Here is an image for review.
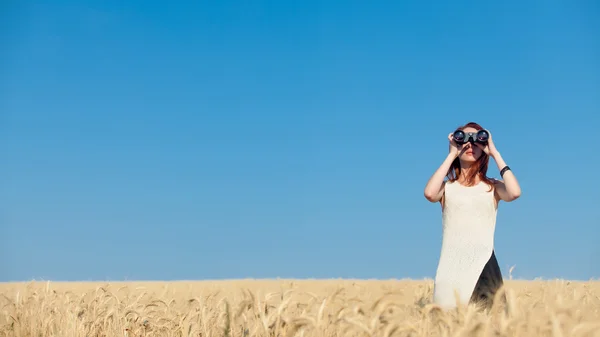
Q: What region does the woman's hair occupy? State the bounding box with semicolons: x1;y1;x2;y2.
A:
446;121;495;191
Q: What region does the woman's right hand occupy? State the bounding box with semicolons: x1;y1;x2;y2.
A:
448;133;461;158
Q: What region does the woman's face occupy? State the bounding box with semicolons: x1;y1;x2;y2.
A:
458;127;484;163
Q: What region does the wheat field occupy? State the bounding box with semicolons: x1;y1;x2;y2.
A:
1;278;599;337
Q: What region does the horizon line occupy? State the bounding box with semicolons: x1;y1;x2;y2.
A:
1;277;598;284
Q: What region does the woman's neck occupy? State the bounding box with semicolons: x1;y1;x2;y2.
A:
457;163;480;184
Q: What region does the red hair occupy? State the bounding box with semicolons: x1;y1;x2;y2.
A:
446;122;495;191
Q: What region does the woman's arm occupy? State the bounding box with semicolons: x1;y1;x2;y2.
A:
476;130;522;202
491;151;521;202
425;133;460;203
424;153;456;202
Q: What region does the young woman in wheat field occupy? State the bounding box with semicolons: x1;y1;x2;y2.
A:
424;121;522;311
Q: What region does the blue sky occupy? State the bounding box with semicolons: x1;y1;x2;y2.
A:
1;0;598;282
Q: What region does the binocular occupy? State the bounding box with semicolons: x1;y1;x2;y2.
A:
452;129;489;145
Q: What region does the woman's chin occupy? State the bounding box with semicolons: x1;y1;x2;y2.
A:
460;155;478;162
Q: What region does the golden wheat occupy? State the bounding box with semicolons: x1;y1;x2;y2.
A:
1;279;599;336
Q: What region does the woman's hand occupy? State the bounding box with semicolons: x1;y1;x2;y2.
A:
448;133;462;158
475;129;499;158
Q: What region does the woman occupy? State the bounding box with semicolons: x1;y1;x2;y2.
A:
424;122;522;311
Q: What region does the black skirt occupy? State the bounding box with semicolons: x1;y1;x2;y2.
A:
469;250;506;310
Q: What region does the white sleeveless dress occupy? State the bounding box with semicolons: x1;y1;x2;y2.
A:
433;180;499;309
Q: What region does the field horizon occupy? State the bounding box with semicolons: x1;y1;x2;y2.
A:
2;275;599;284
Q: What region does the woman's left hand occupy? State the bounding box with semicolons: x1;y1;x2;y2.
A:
475;130;499;158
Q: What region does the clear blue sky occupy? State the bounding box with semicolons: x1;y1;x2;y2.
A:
1;0;598;282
